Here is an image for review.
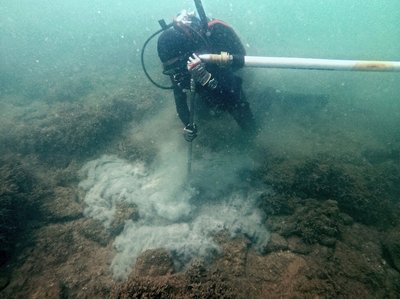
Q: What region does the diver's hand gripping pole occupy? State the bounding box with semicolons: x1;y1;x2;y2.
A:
199;52;400;72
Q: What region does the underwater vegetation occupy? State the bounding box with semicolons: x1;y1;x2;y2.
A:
2;97;139;166
111;250;237;299
1;89;399;298
260;155;399;228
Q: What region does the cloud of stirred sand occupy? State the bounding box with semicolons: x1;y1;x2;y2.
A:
78;106;270;280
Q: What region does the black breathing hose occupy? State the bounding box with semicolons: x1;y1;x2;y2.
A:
141;0;208;90
140;27;173;90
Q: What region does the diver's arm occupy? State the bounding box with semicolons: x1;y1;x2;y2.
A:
196;66;238;99
207;20;246;71
173;87;190;126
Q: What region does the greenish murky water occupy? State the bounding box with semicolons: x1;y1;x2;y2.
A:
0;1;399;296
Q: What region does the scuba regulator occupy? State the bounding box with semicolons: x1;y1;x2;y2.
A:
140;0;209;90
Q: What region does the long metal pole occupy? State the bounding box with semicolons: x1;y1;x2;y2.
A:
187;78;196;175
199;53;400;72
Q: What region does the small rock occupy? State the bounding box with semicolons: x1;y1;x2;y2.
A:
265;233;288;252
381;229;400;272
319;237;336;247
288;237;311;255
133;249;174;277
339;213;354;226
43;187;83;222
0;273;10;291
109;202;138;236
78;219;111;246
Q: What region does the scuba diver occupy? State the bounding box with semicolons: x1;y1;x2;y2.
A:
156;10;256;142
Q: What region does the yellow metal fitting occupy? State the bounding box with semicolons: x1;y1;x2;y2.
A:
208;52;232;67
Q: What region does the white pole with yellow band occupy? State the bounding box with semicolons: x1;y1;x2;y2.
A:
199;52;400;72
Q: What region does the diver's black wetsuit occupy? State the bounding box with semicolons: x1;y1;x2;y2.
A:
170;20;256;133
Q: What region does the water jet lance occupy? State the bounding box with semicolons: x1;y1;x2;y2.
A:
199;52;400;72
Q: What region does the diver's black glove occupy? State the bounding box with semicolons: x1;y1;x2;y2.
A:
187;54;218;89
183;124;197;142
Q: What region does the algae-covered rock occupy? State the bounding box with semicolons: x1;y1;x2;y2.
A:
42;187;83;223
292;199;341;246
0;157;41;265
291;159;397;226
0;272;10;292
10;97;139;165
258;193;295;216
109;202;139;236
78;219;112;247
382;228;400;272
264;233;288;253
133;249;175;277
262;156;398;227
266;199;343;247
